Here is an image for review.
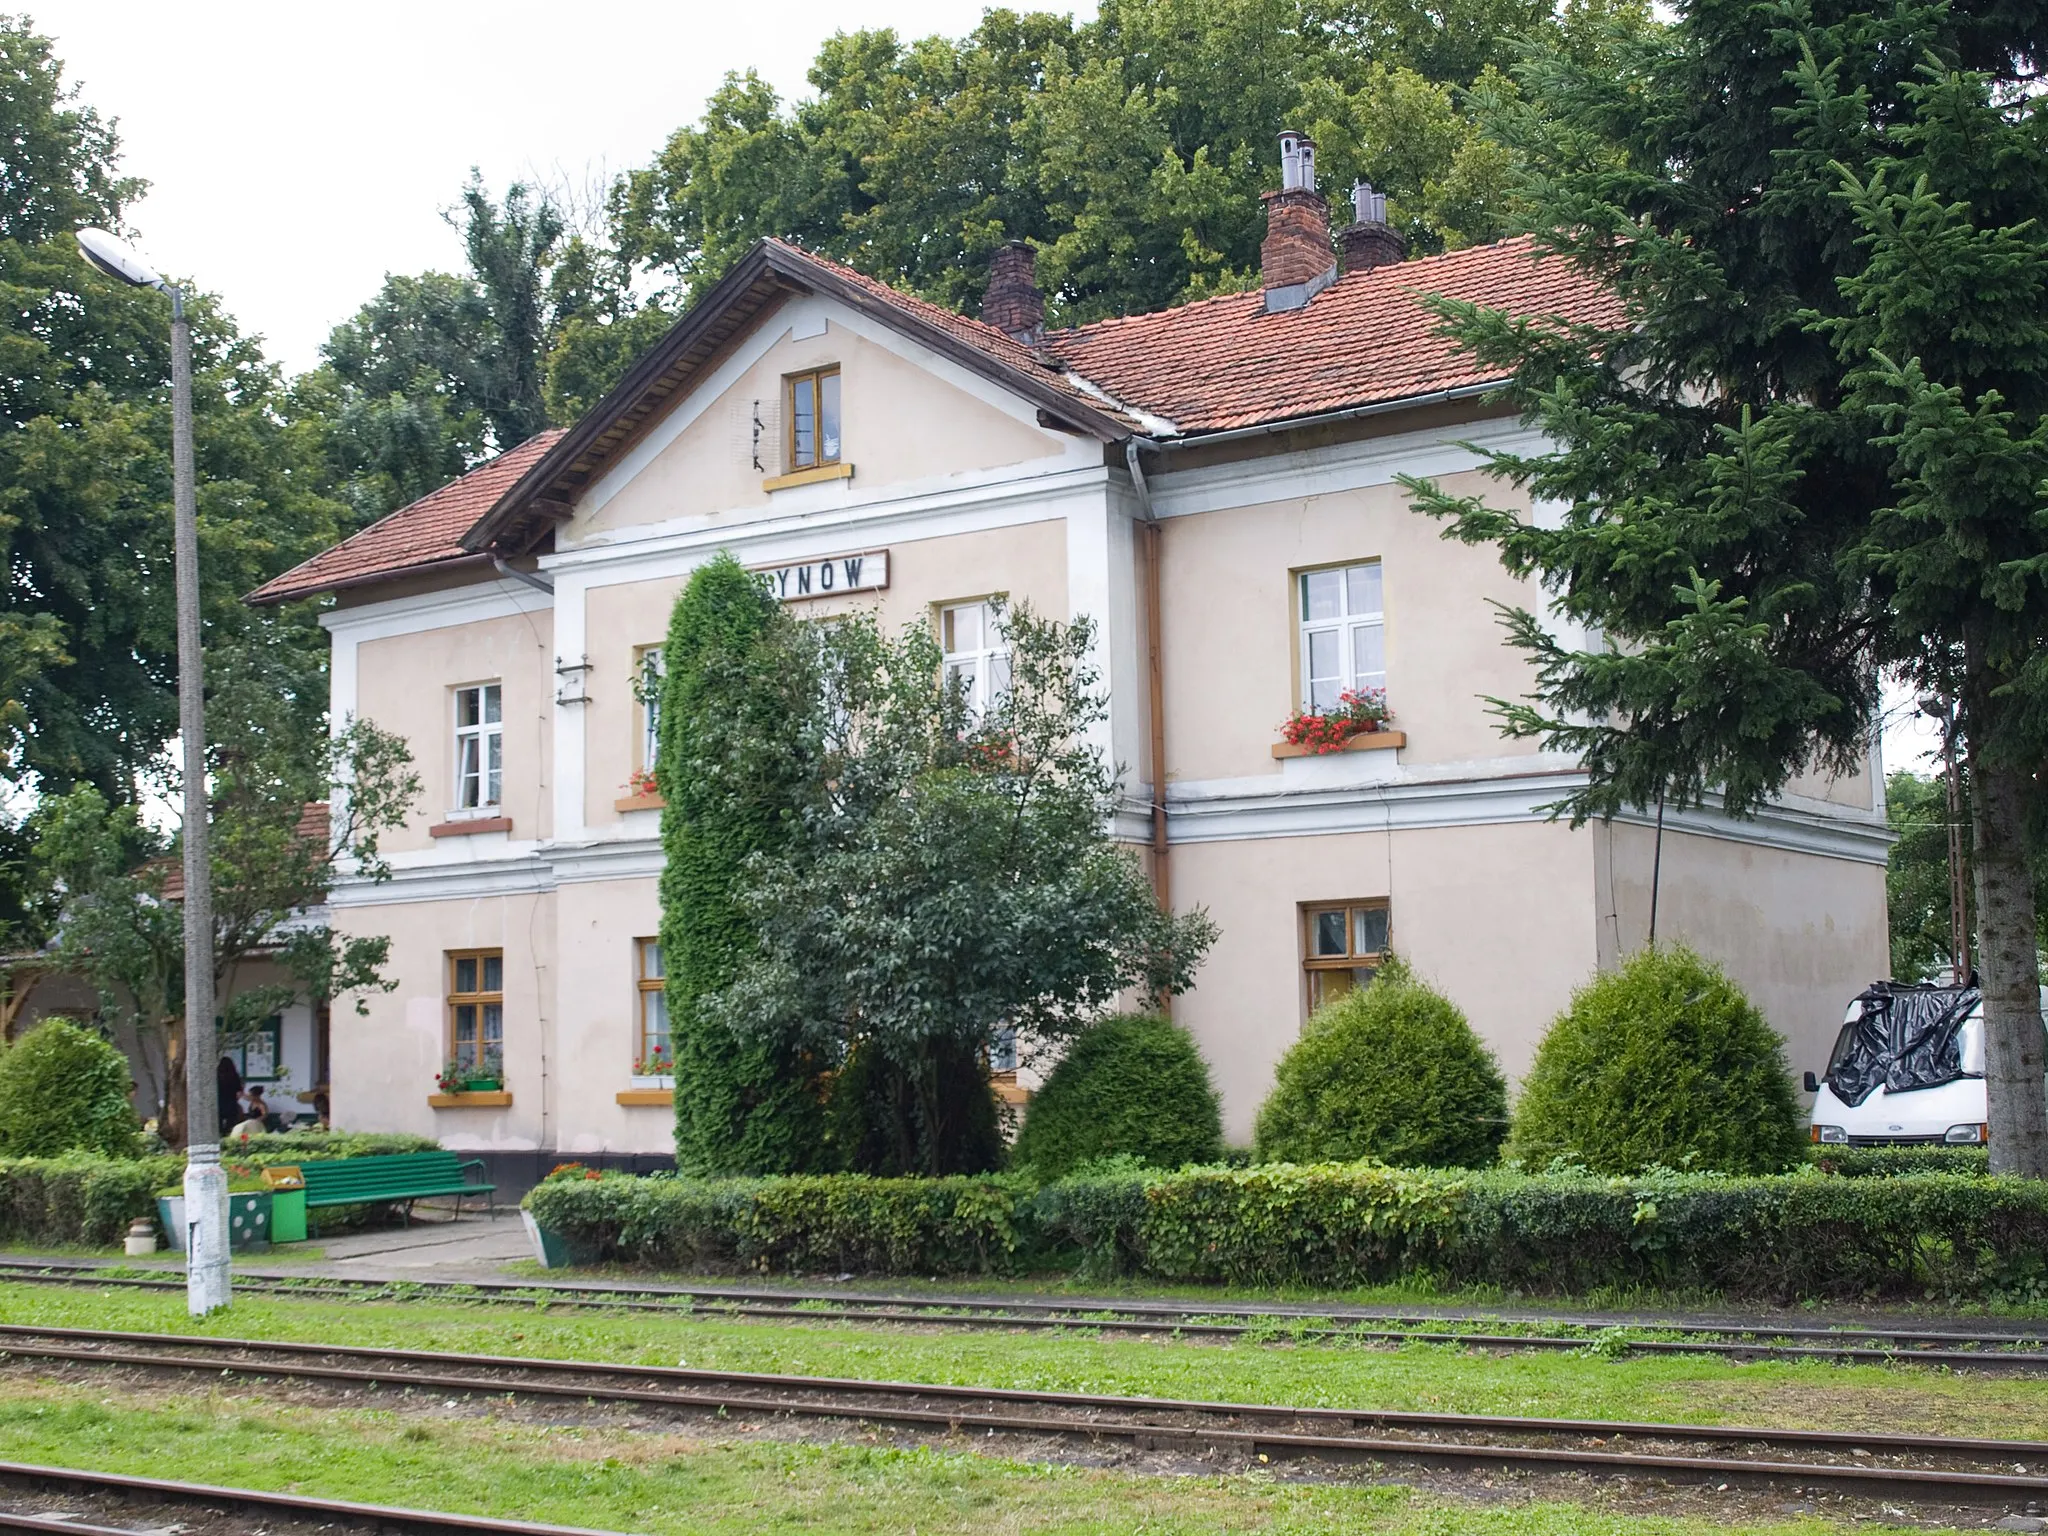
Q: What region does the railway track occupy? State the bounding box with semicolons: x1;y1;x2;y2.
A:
0;1457;631;1534
5;1257;2048;1370
4;1322;2048;1511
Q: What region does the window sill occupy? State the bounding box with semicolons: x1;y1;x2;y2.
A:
614;792;666;812
762;462;853;492
616;1088;674;1107
430;815;513;838
990;1071;1031;1107
429;1090;512;1108
1270;730;1405;760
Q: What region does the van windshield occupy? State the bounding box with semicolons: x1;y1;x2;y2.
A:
1824;984;1979;1107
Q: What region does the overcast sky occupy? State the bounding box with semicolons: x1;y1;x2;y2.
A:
33;0;1088;374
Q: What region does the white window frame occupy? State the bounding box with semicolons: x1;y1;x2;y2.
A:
635;646;664;774
1297;562;1385;713
452;682;503;812
940;599;1010;719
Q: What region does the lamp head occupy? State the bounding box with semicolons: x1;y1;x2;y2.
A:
76;227;163;290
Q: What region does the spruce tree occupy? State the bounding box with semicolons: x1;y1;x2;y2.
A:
1404;0;2048;1171
657;554;826;1172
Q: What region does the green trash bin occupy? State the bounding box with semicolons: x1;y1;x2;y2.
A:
270;1188;307;1244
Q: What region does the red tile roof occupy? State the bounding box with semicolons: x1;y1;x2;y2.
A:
247;431;565;604
1043;237;1622;433
249;236;1618;602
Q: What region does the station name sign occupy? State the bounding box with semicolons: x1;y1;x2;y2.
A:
754;549;889;602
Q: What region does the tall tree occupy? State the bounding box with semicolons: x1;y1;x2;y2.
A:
657;555;830;1174
0;16;346;804
1403;0;2048;1170
610;0;1625;325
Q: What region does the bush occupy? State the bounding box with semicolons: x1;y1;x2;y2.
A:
1252;959;1507;1169
527;1160;2048;1300
825;1038;1005;1176
224;1131;439;1164
526;1169;1027;1274
0;1020;141;1159
1011;1014;1222;1177
1508;947;1806;1175
0;1153;182;1246
1810;1143;1989;1177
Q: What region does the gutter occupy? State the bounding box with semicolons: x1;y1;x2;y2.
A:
1126;379;1506;457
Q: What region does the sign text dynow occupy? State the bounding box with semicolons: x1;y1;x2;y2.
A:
755;550;889;602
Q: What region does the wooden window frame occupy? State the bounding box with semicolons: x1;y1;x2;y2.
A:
1301;901;1390;1013
447;949;504;1074
634;937;669;1075
784;365;842;472
938;597;1011;719
452;681;503;811
1295;561;1385;713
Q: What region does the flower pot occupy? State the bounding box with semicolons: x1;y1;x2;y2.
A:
156;1196;185;1251
521;1209;587;1269
461;1077;503;1093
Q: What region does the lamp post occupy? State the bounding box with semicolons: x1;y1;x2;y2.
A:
75;227;229;1316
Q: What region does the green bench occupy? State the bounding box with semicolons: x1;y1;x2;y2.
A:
297;1152;496;1230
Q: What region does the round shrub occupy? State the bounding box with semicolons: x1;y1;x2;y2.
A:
0;1019;140;1159
1507;945;1805;1175
1252;957;1508;1168
1012;1014;1223;1177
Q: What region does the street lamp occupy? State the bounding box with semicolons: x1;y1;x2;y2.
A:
76;227;229;1317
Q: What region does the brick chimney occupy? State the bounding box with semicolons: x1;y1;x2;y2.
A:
981;240;1045;342
1261;130;1336;314
1338;180;1407;273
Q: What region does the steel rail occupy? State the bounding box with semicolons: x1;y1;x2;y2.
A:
0;1458;631;1535
4;1259;2046;1367
5;1324;2048;1507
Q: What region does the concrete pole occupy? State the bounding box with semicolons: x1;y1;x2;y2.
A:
170;286;229;1315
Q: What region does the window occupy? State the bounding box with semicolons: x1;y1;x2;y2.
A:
1302;902;1389;1011
635;938;669;1075
447;950;504;1073
940;600;1010;718
786;366;841;471
989;1026;1018;1075
634;647;664;775
453;683;502;809
1298;563;1385;712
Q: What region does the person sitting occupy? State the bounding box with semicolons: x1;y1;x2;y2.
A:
226;1086;270;1142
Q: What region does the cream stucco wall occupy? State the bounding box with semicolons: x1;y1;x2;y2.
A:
1154;468;1545;785
331;893;557;1151
1170;818;1599;1143
1595;822;1889;1090
577;319;1075;540
552;875;673;1155
579;518;1070;828
356;611;555;852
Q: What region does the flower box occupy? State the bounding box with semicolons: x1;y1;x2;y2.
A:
157;1191;273;1251
1271;729;1406;759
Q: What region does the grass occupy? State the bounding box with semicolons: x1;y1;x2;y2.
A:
0;1376;1842;1534
4;1280;2047;1440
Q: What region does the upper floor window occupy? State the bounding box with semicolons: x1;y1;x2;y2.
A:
635;647;664;773
941;600;1010;718
454;683;502;809
786;366;841;471
1299;562;1384;712
1303;901;1389;1011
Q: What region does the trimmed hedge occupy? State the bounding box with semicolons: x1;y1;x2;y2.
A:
1810;1144;1991;1178
1252;958;1507;1168
526;1171;1027;1273
1509;947;1807;1174
0;1136;445;1248
0;1021;142;1159
527;1162;2048;1300
0;1153;182;1246
1012;1014;1223;1177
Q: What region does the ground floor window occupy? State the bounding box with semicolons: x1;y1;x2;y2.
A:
1302;901;1389;1011
636;937;669;1074
448;949;504;1072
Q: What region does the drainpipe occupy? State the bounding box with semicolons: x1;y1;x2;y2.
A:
1125;441;1172;1013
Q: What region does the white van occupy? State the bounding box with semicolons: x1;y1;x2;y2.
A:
1807;982;2048;1146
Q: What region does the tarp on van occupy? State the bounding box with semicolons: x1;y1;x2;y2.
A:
1824;983;1980;1107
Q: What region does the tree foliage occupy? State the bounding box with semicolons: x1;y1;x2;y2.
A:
1402;0;2048;1170
1885;769;2048;980
0;1019;140;1159
1508;948;1806;1176
1253;956;1507;1168
657;555;829;1175
1012;1013;1225;1177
